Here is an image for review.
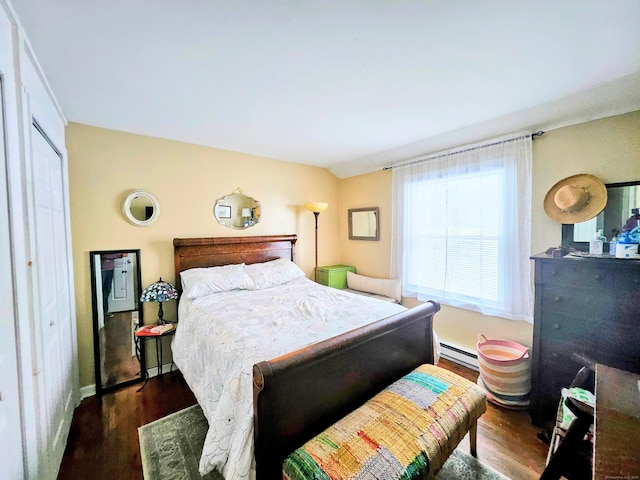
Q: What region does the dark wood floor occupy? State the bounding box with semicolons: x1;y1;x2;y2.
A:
57;372;197;480
57;359;548;479
442;359;549;479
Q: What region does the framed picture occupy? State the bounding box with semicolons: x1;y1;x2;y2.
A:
216;205;231;218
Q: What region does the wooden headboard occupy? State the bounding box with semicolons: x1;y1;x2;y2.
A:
173;234;297;292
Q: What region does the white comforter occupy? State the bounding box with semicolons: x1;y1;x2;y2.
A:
172;277;408;478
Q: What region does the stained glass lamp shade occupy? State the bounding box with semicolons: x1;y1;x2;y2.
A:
140;277;178;325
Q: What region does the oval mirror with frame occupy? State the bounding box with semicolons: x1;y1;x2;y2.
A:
348;207;380;241
90;249;144;394
122;190;160;226
562;180;640;251
214;191;261;229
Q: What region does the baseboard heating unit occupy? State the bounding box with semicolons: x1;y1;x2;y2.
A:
439;342;479;370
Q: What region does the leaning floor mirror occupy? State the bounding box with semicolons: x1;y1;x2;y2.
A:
90;249;144;394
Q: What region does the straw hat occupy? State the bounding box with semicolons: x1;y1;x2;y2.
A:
543;174;607;224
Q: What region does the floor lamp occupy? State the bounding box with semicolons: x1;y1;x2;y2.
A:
304;202;328;282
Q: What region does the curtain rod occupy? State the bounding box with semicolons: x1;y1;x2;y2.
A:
382;130;544;171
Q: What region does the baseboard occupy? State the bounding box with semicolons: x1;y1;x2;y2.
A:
80;384;96;400
79;361;174;400
145;361;175;379
440;341;479;371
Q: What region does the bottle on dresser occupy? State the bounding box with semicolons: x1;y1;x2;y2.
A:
609;234;618;255
589;230;605;255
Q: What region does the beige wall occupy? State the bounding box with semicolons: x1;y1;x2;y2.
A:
531;111;640;254
339;170;394;278
69;111;640;387
339;110;640;352
67;123;340;387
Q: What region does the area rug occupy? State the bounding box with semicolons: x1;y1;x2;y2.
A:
139;404;509;480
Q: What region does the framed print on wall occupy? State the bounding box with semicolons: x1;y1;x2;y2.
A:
216;205;231;218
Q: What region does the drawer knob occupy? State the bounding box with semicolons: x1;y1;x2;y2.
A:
554;296;561;302
553;323;561;330
594;274;602;280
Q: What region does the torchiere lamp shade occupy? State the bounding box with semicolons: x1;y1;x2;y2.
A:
304;202;329;213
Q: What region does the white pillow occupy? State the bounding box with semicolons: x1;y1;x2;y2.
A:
346;271;402;303
181;263;256;298
245;258;305;289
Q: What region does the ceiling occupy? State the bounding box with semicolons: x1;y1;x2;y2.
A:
12;1;640;178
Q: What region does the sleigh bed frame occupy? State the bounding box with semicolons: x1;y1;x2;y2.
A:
173;234;440;479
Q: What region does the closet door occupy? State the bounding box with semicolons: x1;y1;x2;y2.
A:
0;5;24;478
30;124;75;476
0;150;23;477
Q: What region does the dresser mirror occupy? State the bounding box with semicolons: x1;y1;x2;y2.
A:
90;249;144;393
348;207;380;240
214;190;261;229
562;180;640;251
122;190;160;226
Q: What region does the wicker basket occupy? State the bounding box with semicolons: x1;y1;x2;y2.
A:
476;334;531;409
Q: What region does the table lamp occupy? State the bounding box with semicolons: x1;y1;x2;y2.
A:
241;207;252;227
140;277;178;324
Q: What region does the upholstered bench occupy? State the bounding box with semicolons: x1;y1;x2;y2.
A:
282;363;487;480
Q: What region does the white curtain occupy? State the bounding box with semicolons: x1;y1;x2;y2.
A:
391;133;533;322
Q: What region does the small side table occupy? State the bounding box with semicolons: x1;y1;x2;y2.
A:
317;264;356;289
134;322;177;390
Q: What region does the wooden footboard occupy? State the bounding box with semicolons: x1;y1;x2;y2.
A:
252;300;440;479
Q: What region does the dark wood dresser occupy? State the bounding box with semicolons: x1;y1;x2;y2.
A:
530;253;640;427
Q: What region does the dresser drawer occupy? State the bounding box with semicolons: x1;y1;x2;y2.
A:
536;339;588;373
541;312;640;354
540;312;599;344
614;267;640;288
615;279;640;324
539;261;613;288
539;285;617;319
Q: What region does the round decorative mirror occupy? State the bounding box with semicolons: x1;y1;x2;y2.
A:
122;190;160;227
214;190;261;229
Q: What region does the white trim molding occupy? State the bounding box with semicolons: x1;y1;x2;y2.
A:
80;362;176;400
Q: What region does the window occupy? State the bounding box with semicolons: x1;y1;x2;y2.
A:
391;134;533;321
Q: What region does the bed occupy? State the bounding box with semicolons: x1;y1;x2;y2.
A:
172;235;440;479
